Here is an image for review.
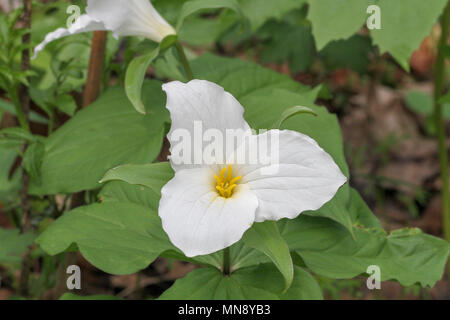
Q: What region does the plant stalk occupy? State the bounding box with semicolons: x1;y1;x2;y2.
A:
434;1;450;286
175;41;194;81
18;0;32;298
11;85;29;131
83;31;108;107
223;247;231;276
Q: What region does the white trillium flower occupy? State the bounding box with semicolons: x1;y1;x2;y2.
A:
33;0;175;58
160;80;347;257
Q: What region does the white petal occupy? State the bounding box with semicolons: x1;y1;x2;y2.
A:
163;80;251;171
233;130;347;222
33;14;106;58
33;0;175;58
86;0;175;41
159;168;258;257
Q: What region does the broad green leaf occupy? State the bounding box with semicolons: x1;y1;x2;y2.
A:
179;12;237;46
191;53;311;101
280;190;450;287
304;184;353;237
23;141;45;186
307;0;368;50
319;35;374;74
370;0;447;71
348;188;382;229
159;263;321;300
307;0;448;70
99;163;269;271
239;0;307;31
164;240;270;272
99;180;162;212
272;105;317;129
0;228;35;265
242;221;293;291
159;267;277;300
280;266;322;300
36;202;176;275
153;0;238;46
99;162;174;212
59;293;121;300
176;0;244;31
100;162;174;196
125;47;160;114
259;21;315;73
29;81;168;195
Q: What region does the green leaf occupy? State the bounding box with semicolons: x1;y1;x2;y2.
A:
159;263;321;300
280;266;322;300
242;221;293;292
272;105;317;129
259;21;315;73
23;141;45;186
304;184;353;237
179;12;238;46
307;0;368;50
239;0;307;31
440;91;450;104
280;190;450;287
370;0;448;71
59;293;121;300
125;47;160;114
348;188;382;229
405;91;434;116
0;98;48;124
99;163;270;271
29;81;168;195
0;228;35;265
0;146;21;204
54;94;77;116
0;127;36;143
405;91;450;119
307;0;448;70
176;0;245;31
36;202;176;275
99;180;163;212
191;53;311;100
319;35;374;74
100;162;174;196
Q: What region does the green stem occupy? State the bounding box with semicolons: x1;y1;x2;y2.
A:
434;1;450;284
175;41;194;81
223;247;231;276
11;85;29;131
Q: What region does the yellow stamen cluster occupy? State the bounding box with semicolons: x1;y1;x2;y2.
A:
214;165;242;198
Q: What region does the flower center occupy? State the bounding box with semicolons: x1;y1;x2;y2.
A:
214;165;242;198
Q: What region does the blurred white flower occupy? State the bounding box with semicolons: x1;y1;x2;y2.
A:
33;0;175;58
159;80;347;257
